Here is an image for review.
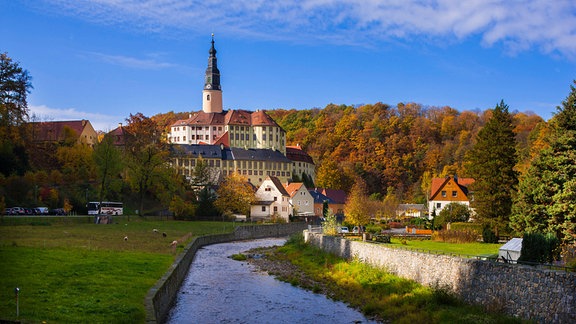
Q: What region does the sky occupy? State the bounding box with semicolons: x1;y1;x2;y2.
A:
3;0;576;132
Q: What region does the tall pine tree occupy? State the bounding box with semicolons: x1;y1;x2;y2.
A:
465;101;518;237
511;81;576;245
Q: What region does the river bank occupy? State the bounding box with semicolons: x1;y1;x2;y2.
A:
243;235;521;324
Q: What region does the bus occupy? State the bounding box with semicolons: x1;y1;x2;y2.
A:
87;201;123;215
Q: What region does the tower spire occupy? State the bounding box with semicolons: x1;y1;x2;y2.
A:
204;33;220;91
202;34;223;113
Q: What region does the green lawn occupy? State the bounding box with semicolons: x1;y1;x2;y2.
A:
388;238;501;258
0;219;237;323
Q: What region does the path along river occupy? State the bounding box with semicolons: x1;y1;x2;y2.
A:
166;237;378;324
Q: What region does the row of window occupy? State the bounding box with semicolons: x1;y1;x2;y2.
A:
176;158;307;173
441;190;458;197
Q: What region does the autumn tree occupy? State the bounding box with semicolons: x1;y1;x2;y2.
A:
93;135;124;204
124;113;172;216
465;101;518;237
0;53;32;176
214;172;255;218
511;81;576;246
344;178;371;231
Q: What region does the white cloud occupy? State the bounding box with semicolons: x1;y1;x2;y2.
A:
86;52;178;70
29;104;124;132
34;0;576;57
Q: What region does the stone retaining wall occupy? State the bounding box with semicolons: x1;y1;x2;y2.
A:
145;223;307;323
304;231;575;323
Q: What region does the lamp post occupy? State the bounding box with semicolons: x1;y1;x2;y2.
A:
14;287;19;317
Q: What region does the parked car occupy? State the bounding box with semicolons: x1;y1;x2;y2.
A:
4;208;13;215
11;207;25;215
352;226;366;234
339;226;349;233
35;207;49;215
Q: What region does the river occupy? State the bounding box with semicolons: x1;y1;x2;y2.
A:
166;237;378;324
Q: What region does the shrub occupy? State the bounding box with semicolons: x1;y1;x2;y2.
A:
432;229;478;243
450;222;482;234
482;227;498;243
518;232;560;264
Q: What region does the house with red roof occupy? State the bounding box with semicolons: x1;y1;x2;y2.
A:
251;176;291;222
30;120;98;147
284;182;314;219
428;175;475;218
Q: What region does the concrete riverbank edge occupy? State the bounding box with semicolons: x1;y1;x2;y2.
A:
304;231;575;323
144;223;307;323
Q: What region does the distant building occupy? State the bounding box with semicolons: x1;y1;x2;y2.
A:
251;176;291;222
105;123;133;148
171;144;293;184
286;144;315;183
30;120;98;147
428;175;474;217
308;189;335;217
285;182;314;219
318;188;347;217
168;36;314;186
396;204;427;218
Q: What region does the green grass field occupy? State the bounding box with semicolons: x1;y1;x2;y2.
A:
0;219;505;323
389;238;501;257
0;218;237;323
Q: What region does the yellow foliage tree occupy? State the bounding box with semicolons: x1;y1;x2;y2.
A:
214;172;256;218
344;178;371;230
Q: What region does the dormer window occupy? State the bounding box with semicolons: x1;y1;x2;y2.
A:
441;190;447;197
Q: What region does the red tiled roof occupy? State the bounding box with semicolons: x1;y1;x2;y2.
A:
171;109;280;128
320;188;348;204
286;145;314;164
430;176;475;198
285;182;304;198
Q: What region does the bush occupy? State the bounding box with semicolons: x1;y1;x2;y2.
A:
482;227;498;243
432;229;479;243
450;222;482;234
518;232;560;264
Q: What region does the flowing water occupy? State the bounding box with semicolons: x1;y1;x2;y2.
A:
166;238;378;324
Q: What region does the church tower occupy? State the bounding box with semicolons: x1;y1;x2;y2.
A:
202;34;223;113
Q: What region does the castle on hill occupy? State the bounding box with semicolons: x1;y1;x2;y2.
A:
168;36;315;185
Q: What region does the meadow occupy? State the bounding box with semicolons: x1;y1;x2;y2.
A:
0;217;506;323
0;217;236;323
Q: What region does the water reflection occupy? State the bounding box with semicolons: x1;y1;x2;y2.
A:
167;238;377;324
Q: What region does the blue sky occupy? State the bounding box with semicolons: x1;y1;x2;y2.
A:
3;1;576;131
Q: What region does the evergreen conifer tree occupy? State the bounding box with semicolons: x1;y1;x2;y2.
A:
465;101;518;237
511;81;576;245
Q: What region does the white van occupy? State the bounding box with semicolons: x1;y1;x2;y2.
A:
35;207;49;215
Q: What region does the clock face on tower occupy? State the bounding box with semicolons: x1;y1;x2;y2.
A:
206;84;212;89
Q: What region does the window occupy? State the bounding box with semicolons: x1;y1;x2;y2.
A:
183;136;186;141
441;190;447;197
207;94;210;101
262;206;266;212
436;203;441;208
452;190;457;197
274;197;277;201
273;206;278;212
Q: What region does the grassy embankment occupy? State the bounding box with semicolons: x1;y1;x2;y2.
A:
264;234;523;324
0;218;236;323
